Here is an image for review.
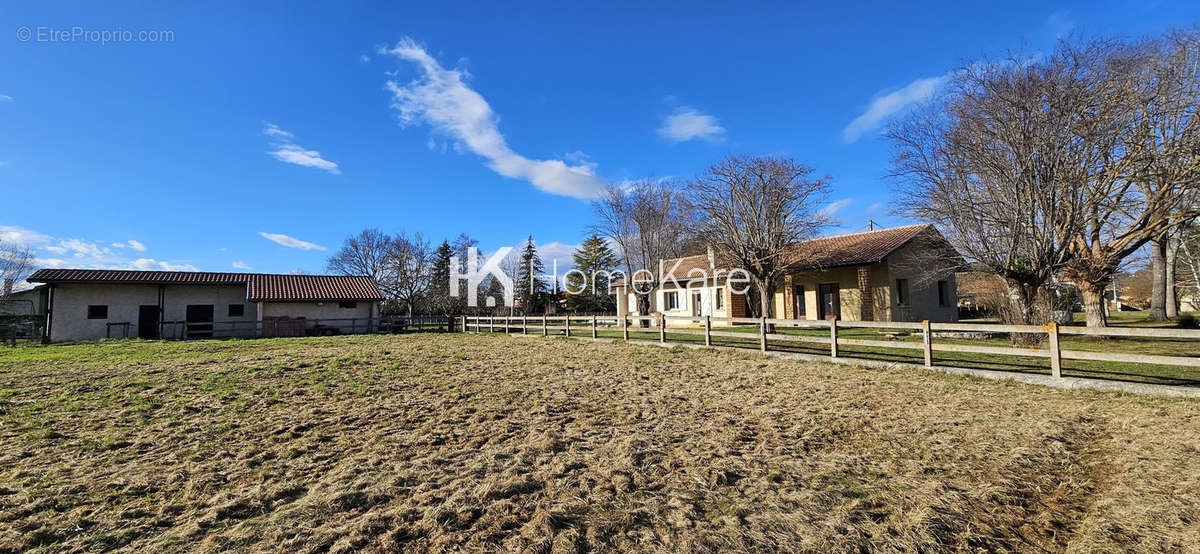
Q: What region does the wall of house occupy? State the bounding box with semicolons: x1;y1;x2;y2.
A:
47;283;379;341
779;264;889;322
885;243;958;322
49;283;257;341
261;301;376;333
655;281;729;326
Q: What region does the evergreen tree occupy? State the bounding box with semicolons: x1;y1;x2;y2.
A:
516;236;548;314
428;240;454;314
566;234;619;313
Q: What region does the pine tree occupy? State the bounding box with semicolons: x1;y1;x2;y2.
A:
428;240;453;314
566;234;619;313
516;236;548;314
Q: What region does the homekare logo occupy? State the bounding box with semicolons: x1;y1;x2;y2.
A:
450;247;755;308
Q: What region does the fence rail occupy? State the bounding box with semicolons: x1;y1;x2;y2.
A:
462;314;1200;382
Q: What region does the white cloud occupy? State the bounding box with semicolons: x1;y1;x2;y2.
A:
657;106;725;142
0;225;52;245
2;225;195;273
258;231;327;251
842;75;948;143
819;198;854;218
232;261;252;270
129;258;199;272
263;123;341;175
535;241;579;275
381;37;606;199
0;94;11;102
359;54;371;64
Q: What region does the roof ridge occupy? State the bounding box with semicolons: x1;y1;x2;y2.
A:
803;223;929;243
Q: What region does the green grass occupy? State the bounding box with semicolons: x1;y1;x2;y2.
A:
550;315;1200;386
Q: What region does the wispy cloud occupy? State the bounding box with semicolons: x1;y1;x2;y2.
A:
2;225;195;275
842;75;948;143
263;123;341;175
1045;10;1075;39
258;231;326;251
110;239;147;251
0;94;12;102
232;260;252;270
657;106;725;142
819;198;854;218
381;37;606;199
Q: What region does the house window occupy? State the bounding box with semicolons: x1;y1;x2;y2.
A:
895;279;910;306
795;285;806;317
665;291;679;311
228;304;245;317
339;301;357;309
87;305;108;319
714;290;724;310
937;280;951;307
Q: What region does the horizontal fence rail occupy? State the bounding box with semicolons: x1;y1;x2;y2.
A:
462;313;1200;384
77;315;458;342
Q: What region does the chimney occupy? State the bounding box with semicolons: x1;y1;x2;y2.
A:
706;243;716;271
868;219;875;231
3;279;12;297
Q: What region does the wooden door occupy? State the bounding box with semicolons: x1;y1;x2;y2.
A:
186;304;214;338
138;305;159;339
818;283;841;321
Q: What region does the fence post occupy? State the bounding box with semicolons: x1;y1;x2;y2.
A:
1047;322;1062;379
659;313;666;343
542;316;548;336
488;316;494;333
829;317;839;358
922;320;933;368
591;315;598;339
460;315;465;333
522;316;528;335
565;317;571;337
703;315;712;346
622;314;629;341
504;316;510;334
759;316;767;352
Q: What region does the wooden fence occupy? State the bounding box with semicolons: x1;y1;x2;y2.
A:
462;314;1200;381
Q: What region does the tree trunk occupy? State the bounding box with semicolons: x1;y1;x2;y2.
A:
1166;236;1179;319
1003;280;1042;345
1078;280;1109;329
1149;237;1168;321
637;292;652;328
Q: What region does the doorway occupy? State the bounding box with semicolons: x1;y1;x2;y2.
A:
793;285;807;320
185;304;214;338
138;305;159;339
691;291;703;317
818;283;841;321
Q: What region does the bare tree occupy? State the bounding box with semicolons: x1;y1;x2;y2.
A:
1060;31;1200;327
326;228;396;294
887;54;1086;331
591;179;690;321
390;232;432;316
686;155;832;320
0;239;33;304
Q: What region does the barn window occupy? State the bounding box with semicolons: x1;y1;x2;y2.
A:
87;305;108;319
664;291;679;311
339;301;357;309
895;279;910;306
228;304;245;317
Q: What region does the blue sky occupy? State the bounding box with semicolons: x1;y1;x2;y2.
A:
2;1;1197;276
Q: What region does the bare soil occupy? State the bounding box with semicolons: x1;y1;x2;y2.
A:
1;334;1198;552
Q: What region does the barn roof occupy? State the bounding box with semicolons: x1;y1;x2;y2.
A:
26;269;384;302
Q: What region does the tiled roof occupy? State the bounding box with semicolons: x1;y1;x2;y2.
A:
611;225;941;288
26;269;384;302
780;224;933;270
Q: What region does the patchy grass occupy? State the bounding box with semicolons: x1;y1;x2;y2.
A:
2;334;1199;552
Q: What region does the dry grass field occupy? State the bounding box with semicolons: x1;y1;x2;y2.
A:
2;334;1199;553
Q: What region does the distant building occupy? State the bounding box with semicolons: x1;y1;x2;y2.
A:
612;224;961;325
27;269;384;342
